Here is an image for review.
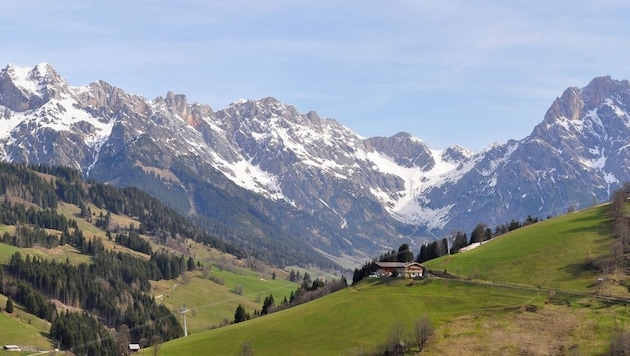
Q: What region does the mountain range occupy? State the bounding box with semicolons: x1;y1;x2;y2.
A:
1;63;629;268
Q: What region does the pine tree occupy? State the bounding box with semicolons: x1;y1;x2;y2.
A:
397;243;414;262
450;231;468;254
234;304;249;323
261;295;275;315
5;297;14;313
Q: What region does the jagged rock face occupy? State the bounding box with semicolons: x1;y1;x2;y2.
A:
431;76;630;230
1;64;630;264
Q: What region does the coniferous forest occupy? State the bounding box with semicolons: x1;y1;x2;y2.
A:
0;162;247;355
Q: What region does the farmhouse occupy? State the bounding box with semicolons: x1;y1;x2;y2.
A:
375;261;426;279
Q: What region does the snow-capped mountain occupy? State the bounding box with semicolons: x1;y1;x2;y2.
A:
2;63;630;267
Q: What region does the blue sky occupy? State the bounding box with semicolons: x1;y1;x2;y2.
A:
3;0;630;151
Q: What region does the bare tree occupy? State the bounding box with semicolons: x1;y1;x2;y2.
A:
151;335;163;356
414;314;434;351
139;338;148;355
471;223;488;244
116;324;131;356
611;188;628;220
387;321;406;356
181;271;191;285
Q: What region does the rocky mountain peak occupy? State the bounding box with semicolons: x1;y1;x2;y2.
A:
28;63;64;87
544;86;583;123
442;145;474;163
0;63;70;112
581;76;630;107
365;132;434;169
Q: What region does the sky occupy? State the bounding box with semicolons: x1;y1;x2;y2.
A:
2;0;630;151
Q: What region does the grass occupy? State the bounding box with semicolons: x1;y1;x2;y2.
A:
151;268;298;333
0;242;20;263
425;205;614;291
152;203;630;355
155;278;624;355
0;295;54;353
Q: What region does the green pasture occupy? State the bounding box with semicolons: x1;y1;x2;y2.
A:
0;242;20;263
426;205;615;291
153;204;628;355
151;269;299;333
0;295;53;352
156;279;552;355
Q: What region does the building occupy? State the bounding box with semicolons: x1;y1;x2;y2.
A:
129;343;141;353
375;261;427;279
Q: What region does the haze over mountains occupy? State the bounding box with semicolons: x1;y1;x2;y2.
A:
1;63;629;267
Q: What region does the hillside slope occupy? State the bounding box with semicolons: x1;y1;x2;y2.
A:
426;204;616;292
154;203;630;355
0;163;299;354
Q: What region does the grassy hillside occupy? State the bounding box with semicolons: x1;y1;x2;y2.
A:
425;204;615;292
155;278;622;355
152;203;630;355
0;169;302;352
0;294;54;352
151;267;298;333
1;212;299;340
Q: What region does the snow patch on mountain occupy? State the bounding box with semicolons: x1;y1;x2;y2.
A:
210;150;288;202
4;64;45;97
362;147;464;225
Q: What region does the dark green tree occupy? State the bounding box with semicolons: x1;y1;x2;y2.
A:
450;231;468;254
302;272;311;285
471;223;488;244
261;295;275;315
397;243;414;262
5;297;13;313
234;304;249;323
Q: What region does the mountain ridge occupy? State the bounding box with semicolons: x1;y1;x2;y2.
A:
2;63;630;266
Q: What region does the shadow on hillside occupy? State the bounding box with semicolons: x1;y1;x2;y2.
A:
559;261;601;280
562;220;613;236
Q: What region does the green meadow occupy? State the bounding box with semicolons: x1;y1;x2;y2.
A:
0;294;53;352
156;278;622;355
425;205;614;291
153;203;629;355
151;268;298;333
0;242;20;263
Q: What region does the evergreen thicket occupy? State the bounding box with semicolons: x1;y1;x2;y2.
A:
0;161;353;353
0;163;238;352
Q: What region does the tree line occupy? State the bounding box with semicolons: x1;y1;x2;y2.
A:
608;183;630;273
352;214;545;284
0;162;245;258
233;275;347;324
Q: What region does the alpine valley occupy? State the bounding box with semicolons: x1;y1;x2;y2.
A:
2;63;630;268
